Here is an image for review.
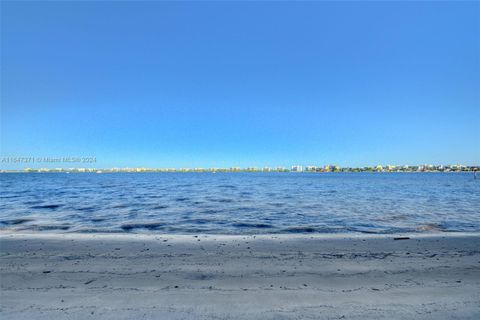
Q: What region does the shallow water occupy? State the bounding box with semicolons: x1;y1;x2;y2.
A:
1;172;479;234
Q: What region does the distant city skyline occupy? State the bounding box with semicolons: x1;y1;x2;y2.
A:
1;1;479;170
1;160;478;173
0;155;479;171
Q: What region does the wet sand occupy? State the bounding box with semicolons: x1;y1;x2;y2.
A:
1;232;479;319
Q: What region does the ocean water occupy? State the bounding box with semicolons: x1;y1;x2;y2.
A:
1;172;479;234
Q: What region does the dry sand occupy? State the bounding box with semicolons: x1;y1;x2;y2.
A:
1;232;479;319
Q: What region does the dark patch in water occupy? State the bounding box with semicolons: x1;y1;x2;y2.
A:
121;222;165;231
153;205;169;210
31;204;62;210
111;204;127;209
1;218;34;225
202;209;220;214
184;218;214;225
175;197;189;202
165;226;218;233
77;206;96;212
0;195;20;199
91;218;106;222
269;202;285;207
284;227;316;233
233;222;273;229
236;207;256;213
76;228;123;234
215;198;234;203
439;220;476;232
346;227;381;234
31;225;70;231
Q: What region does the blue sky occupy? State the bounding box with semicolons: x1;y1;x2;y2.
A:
1;1;479;169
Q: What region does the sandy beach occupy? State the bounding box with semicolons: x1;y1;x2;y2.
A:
1;232;479;319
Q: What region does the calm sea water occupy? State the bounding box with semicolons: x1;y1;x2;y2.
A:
1;172;479;234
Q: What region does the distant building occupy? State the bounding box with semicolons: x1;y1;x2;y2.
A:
291;165;303;172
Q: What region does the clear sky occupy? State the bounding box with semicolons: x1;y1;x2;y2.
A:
1;1;479;169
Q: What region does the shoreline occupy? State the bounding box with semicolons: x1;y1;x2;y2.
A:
2;229;480;236
2;230;480;240
1;232;479;319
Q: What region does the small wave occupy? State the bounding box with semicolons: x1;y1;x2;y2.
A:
202;209;220;214
23;200;43;205
232;222;273;229
120;221;165;231
111;204;128;208
183;218;214;225
25;224;71;231
439;220;477;232
346;226;384;234
76;228;122;233
236;207;256;212
152;205;169;210
347;225;412;234
282;226;316;233
269;202;285;207
30;204;62;210
218;185;236;189
212;198;234;203
77;206;96;212
0;218;34;225
0;195;21;199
